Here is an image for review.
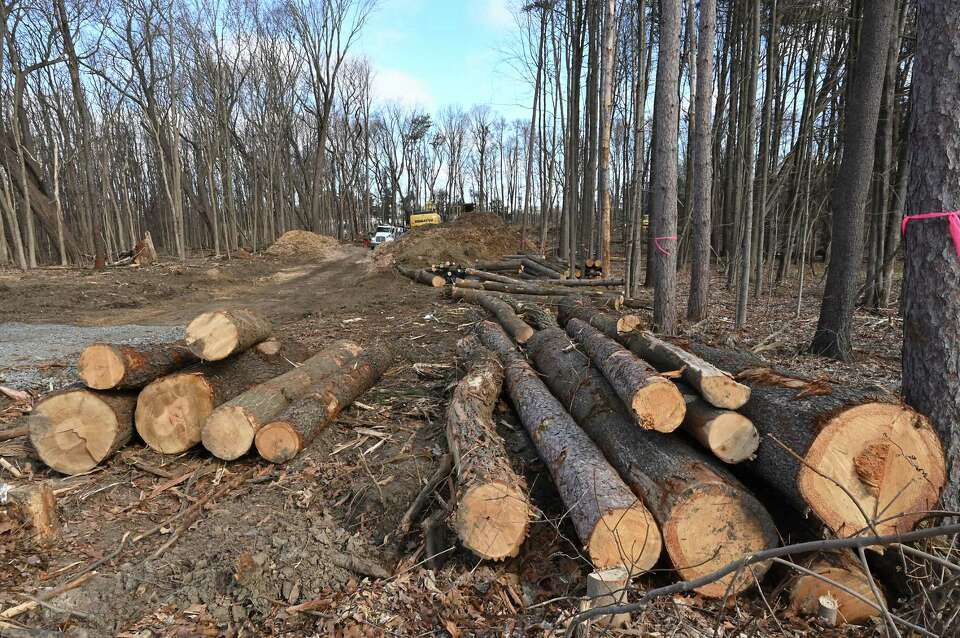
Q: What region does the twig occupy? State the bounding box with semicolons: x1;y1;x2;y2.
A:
397;453;452;535
0;457;22;478
0;425;28;442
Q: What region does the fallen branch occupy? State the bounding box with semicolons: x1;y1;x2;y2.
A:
398;453;452;536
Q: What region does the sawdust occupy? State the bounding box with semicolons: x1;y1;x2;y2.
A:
265;230;341;260
374;213;535;269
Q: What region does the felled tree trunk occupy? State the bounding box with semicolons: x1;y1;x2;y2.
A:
135;340;307;454
462;268;525;285
477;321;662;572
397;265;445;287
526;327;778;597
556;296;643;336
202;340;363;460
451;287;534;344
453;278;622;302
689;343;946;538
445;336;532;560
79;341;198;390
548;278;625;287
185;309;272;361
255;346;395;463
29;387;136;475
788;551;884;625
472;260;523;273
676;381;758;464
503;253;566;276
566;318;685;432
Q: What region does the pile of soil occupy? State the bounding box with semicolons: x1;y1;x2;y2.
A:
374;213;534;268
266;230;341;260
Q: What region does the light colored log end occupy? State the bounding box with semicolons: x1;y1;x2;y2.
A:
706;413;759;464
586;503;662;573
516;325;535;344
30;391;125;475
78;344;125;390
616;315;643;334
202;406;258;460
186;311;240;361
452;482;531;561
699;375;752;410
789;556;883;625
584;567;630;628
254;421;303;464
631;379;686;432
136;373;213;454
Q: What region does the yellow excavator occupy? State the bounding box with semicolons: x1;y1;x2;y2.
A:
409;201;441;228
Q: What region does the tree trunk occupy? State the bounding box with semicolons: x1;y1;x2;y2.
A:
202;340;363;460
185;309;273;361
810;0;895;360
476;320;662;571
556;295;643;335
397;265;445;287
902;0;960;513
255;346;395;463
79;341;198;390
597;0;617;274
451;287;534;344
675;381;758;464
526;327;777;597
136;340;306;455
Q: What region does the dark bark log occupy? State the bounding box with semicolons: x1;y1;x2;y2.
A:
453;278;621;302
463;268;525;285
451;287;535;344
557;296;644;335
185;308;273;361
565;318;685;432
473;260;523;273
476;320;662;571
526;327;778;597
78;341;198;390
255;346;395;463
545;278;625;287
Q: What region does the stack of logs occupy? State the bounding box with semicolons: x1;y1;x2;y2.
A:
8;308;394;478
430;274;946;626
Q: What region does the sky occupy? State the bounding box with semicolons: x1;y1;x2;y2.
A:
354;0;533;122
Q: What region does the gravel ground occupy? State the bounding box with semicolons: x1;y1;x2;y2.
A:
0;322;181;390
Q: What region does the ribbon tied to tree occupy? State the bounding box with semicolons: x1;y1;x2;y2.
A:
901;211;960;258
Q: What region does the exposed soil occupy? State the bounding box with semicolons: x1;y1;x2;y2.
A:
0;246;891;637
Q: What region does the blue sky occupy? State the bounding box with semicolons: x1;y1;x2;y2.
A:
354;0;532;121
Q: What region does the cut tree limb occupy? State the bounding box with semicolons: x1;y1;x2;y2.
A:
29;387;136;475
446;336;531;560
688;343;946;538
255;346;395;463
789;551;884;624
526;327;778;597
202;340;363;460
2;482;59;545
565;318;685;432
397;265;445;287
477;321;662;572
136;340;307;454
79;341;198;390
185;309;272;361
451;287;534;344
675;381;758;464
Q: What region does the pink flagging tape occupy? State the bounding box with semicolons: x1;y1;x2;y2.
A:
901;211;960;258
654;235;678;256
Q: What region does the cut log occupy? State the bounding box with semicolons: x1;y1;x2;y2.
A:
29;388;136;475
584;568;630;628
516;257;562;279
397;265;445;287
202;340;363;460
255;346;395;463
2;482;59;546
556;296;642;335
446;336;531;561
473;260;523;273
788;551;884;624
517;303;560;331
502;253;566;275
453;278;621;302
525;327;778;597
565;319;685;432
185;309;272;361
476;321;662;572
547;278;625;288
133;231;158;266
136;340;307;454
79;341;198;390
462;268;525;285
451;287;534;344
675;382;758;464
688;343;946;537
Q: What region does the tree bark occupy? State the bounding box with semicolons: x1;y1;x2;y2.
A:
79;341;198;390
556;296;643;335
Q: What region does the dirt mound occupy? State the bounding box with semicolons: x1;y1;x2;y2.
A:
266;230;340;260
374;212;533;268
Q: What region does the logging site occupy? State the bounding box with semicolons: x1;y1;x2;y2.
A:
2;0;960;637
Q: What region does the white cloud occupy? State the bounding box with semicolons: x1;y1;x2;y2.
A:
372;66;436;110
483;0;514;30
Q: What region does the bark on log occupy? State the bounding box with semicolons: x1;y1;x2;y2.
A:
136;340;308;454
565;319;685;432
397;265;445;287
556;296;643;336
255;346;395;463
526;327;778;597
788;551;884;624
2;482;59;546
688;343;946;537
675;382;758;464
516;257;562;279
451;287;535;344
29;387;136;475
547;278;625;287
462;268;526;285
473;260;523;273
446;336;532;560
185;309;273;361
79;341;198;390
476;321;662;572
502;254;567;275
202;340;363;460
517;303;559;331
453;278;621;302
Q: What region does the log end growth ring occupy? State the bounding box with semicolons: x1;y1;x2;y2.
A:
202;406;258;460
663;484;778;597
254;421;303;464
799;403;946;537
586;504;663;572
78;344;125;390
707;413;759;464
453;482;531;561
632;379;686;432
186;311;239;361
30;392;121;475
136;374;213;454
